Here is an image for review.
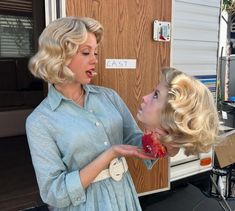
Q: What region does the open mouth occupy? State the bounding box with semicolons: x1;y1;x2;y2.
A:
86;69;97;78
137;108;142;113
138;104;144;113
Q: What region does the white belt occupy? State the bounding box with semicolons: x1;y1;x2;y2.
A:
92;157;128;183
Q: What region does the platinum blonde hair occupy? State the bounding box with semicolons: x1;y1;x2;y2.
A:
28;17;103;84
160;68;219;156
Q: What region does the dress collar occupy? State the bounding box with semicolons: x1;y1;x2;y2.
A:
48;84;99;111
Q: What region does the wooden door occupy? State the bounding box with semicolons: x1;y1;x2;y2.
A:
66;0;171;194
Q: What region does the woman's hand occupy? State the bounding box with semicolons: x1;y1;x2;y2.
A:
110;144;157;160
163;142;180;157
80;144;156;188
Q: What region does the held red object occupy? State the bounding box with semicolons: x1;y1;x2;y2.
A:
142;132;167;158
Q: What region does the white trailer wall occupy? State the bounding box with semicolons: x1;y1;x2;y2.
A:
170;0;221;181
171;0;221;76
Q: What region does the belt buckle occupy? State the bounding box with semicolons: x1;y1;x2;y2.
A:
109;157;127;181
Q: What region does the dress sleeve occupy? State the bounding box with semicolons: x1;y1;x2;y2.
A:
109;90;158;170
26;114;86;208
109;90;142;145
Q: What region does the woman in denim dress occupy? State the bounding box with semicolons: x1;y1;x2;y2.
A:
26;17;156;211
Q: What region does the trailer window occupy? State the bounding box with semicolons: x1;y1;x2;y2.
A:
0;0;45;111
0;15;34;57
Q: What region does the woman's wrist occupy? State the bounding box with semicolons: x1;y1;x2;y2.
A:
107;146;119;160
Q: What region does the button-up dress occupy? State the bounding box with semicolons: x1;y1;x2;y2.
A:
26;84;155;211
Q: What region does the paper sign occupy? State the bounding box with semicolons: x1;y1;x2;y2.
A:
105;59;136;69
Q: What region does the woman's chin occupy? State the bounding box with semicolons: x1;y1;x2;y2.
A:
136;114;158;129
136;114;148;125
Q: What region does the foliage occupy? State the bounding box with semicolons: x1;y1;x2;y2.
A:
223;0;235;15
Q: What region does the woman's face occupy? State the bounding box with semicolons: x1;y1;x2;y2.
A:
137;78;169;129
68;32;98;84
137;78;180;157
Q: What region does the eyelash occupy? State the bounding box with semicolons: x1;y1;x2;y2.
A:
153;91;158;99
82;52;98;56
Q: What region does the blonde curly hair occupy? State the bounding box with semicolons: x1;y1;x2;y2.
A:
160;68;219;156
28;17;103;84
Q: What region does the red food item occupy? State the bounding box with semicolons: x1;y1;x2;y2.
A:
142;132;167;158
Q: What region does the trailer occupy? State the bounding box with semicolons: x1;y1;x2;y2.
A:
0;0;222;209
170;0;221;182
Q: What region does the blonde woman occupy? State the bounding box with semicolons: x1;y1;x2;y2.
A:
26;17;155;210
137;67;220;157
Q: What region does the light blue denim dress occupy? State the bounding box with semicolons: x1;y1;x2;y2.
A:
26;84;155;211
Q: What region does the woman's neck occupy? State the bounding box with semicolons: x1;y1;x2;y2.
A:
54;82;84;102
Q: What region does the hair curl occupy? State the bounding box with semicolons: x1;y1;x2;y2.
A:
160;68;219;156
28;17;104;84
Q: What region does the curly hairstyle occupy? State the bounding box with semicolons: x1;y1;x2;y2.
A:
28;17;104;84
160;68;219;156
